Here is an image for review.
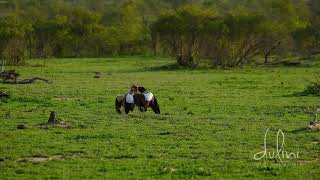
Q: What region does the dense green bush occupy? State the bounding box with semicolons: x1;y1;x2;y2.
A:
152;7;289;67
0;0;319;67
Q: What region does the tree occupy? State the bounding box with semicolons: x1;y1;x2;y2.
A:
153;6;215;67
207;10;268;67
303;0;320;54
117;0;148;54
65;6;101;57
32;15;66;58
259;0;310;60
0;14;32;65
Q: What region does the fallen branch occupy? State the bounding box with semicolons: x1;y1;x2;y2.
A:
1;69;49;84
1;77;49;84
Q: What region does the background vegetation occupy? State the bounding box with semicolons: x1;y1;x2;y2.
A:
0;0;319;67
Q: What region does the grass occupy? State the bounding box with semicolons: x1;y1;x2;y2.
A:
0;57;319;179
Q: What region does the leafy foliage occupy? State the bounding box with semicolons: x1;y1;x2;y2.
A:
152;6;215;67
153;6;293;67
0;14;32;65
0;0;319;66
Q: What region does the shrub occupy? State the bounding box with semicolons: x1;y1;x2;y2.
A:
305;83;320;96
304;73;320;96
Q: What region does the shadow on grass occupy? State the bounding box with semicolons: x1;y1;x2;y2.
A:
290;128;320;134
144;63;212;72
289;128;307;134
283;91;317;97
144;63;184;71
258;60;316;68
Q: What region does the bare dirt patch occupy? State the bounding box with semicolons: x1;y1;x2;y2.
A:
17;112;72;130
18;155;64;163
53;96;79;101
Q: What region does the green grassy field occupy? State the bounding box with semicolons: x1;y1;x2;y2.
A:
0;57;319;179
